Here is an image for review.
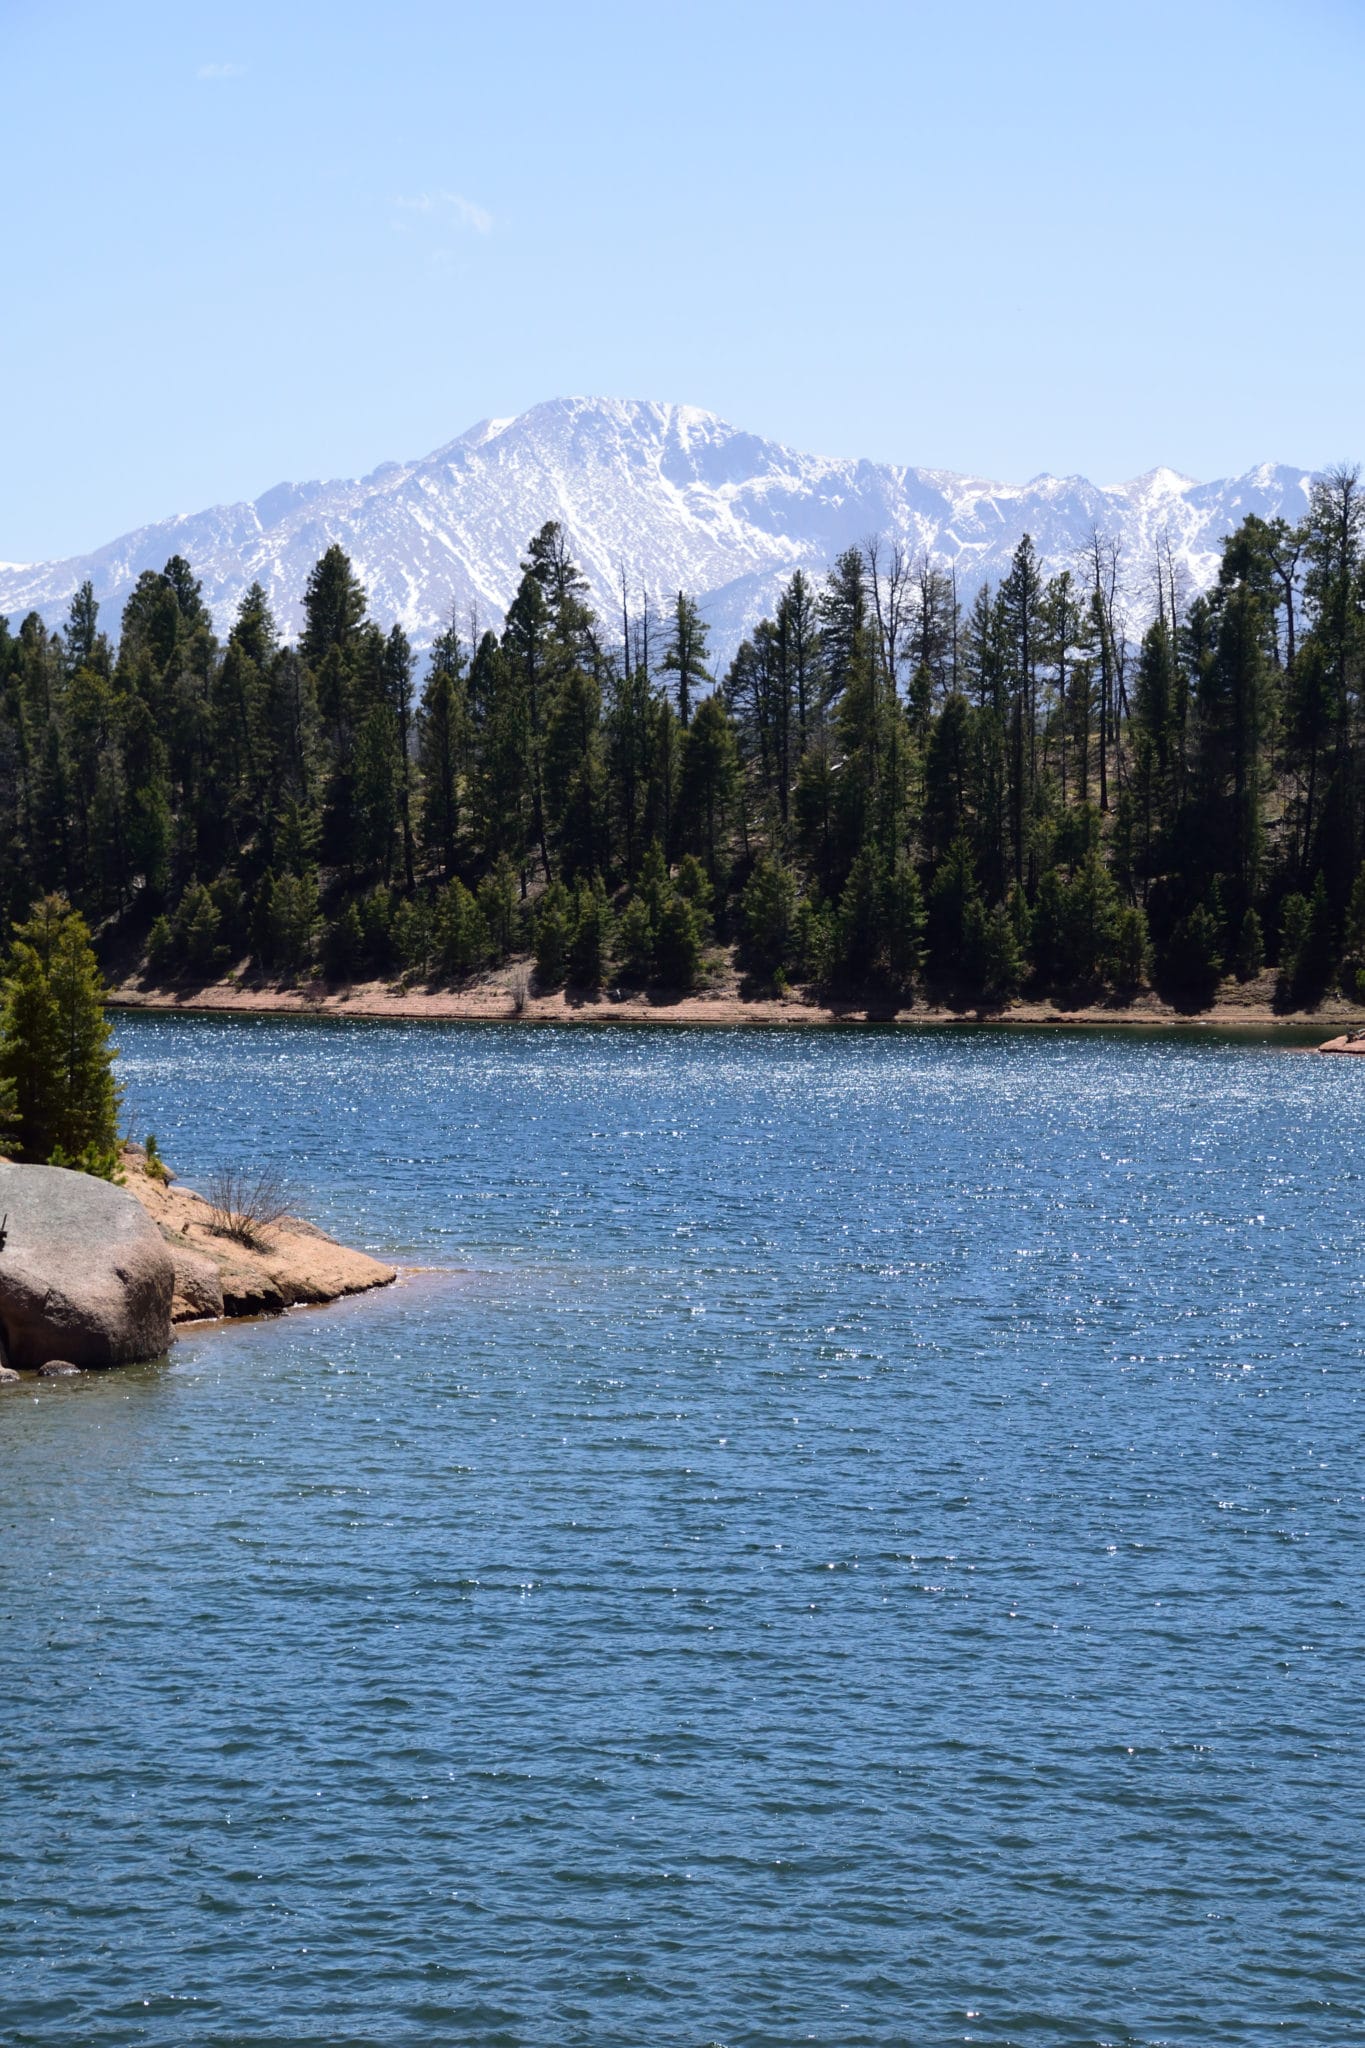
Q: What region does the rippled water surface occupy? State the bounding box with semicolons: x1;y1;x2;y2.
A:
4;1018;1365;2047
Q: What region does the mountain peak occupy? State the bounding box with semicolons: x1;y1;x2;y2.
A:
0;401;1317;663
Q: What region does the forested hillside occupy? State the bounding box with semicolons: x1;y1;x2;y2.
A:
3;471;1364;1011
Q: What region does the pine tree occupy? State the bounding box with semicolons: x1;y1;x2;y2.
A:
999;534;1044;888
352;702;400;879
301;546;368;669
0;939;60;1162
978;900;1026;1002
502;555;557;879
175;880;224;976
269;870;319;975
1339;864;1365;994
882;855;926;993
477;856;519;961
252;870;277;970
546;665;604;880
1230;907;1261;982
616;894;655;981
533;882;573;988
654;891;702;990
392;896;432;978
660;591;711;728
1163;903;1224;1007
383;624;417;890
926;837;985;986
606;658;653;880
1199;581;1269;915
0;896;120;1173
835;845;885;984
24;506;1365;1026
418;638;466;881
435;880;490;979
568;877;611;988
922;693;974;863
741;856;799;979
323;899;365;981
678;693;739;885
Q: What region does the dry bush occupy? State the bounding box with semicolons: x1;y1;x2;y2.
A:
508;963;532;1015
205;1163;293;1248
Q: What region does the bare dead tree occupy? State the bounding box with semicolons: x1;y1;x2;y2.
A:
508;962;532;1015
1082;528;1128;811
865;535;913;849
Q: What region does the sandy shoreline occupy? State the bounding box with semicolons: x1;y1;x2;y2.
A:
108;966;1361;1038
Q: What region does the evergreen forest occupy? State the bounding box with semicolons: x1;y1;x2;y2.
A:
4;470;1365;1011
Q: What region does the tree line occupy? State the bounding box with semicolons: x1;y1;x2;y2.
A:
3;472;1365;1008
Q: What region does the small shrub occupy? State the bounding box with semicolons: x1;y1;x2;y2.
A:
48;1141;122;1182
206;1163;292;1248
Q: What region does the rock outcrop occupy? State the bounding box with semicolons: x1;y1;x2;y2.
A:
119;1149;397;1321
0;1161;175;1370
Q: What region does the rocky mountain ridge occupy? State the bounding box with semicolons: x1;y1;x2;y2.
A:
0;397;1315;663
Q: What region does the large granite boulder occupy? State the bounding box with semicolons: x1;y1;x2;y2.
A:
0;1162;175;1370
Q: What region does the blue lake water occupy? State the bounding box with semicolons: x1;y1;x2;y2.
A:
3;1017;1365;2046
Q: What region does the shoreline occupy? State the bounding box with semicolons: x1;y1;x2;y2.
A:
108;968;1361;1040
120;1146;397;1327
0;1151;401;1383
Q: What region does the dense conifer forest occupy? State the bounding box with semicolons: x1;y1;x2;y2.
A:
3;470;1365;1009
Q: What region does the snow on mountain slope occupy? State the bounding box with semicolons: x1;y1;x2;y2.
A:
0;397;1316;665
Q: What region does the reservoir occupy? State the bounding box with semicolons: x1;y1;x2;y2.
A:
4;1018;1364;2045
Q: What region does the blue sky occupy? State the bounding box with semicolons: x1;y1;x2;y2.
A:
4;0;1362;560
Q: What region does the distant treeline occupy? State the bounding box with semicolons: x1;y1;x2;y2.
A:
3;472;1365;1006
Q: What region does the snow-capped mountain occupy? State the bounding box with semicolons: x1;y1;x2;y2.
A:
0;397;1316;665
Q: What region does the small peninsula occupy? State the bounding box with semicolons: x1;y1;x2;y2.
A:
120;1144;396;1324
0;1150;395;1378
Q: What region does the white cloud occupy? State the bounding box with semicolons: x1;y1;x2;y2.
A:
393;190;493;236
196;61;246;80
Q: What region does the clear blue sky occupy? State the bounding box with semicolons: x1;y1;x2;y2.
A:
5;0;1362;560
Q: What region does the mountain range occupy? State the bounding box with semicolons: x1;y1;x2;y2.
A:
0;397;1316;665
